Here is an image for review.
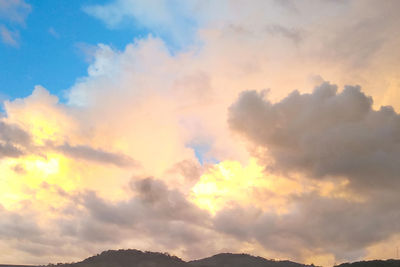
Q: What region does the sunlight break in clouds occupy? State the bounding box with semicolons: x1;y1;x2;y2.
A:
1;1;400;266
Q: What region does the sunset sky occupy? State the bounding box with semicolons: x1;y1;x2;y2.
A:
1;1;400;266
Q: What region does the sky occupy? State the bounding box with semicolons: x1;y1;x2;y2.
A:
1;0;400;266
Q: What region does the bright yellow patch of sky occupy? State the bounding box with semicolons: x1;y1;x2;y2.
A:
191;158;302;214
0;153;77;210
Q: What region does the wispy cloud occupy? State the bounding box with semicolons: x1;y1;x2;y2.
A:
0;0;31;25
0;24;18;46
48;27;60;39
83;0;198;48
0;0;31;46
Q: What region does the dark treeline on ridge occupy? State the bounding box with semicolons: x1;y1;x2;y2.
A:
45;249;315;267
2;249;400;267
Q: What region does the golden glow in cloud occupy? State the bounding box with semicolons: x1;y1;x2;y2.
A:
191;158;304;214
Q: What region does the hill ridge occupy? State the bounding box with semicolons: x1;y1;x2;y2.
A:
46;249;315;267
2;249;400;267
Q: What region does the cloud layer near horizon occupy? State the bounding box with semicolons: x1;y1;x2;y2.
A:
1;1;400;266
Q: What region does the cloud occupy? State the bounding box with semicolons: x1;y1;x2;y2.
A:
52;177;215;258
0;205;42;240
0;121;30;146
0;24;18;46
1;88;135;168
56;143;137;168
229;82;400;191
12;163;26;174
74;42;98;63
83;0;198;47
213;191;400;262
65;38;213;179
0;0;31;46
82;177;209;227
225;82;400;263
0;120;31;158
0;0;31;25
0;142;23;158
2;1;400;265
265;24;304;44
168;159;203;184
48;27;60;39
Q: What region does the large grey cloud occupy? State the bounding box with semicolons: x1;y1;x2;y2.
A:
3;168;400;264
0;177;215;263
0;204;42;240
223;82;400;261
229;82;400;191
213;191;400;262
72;175;400;262
55;177;213;256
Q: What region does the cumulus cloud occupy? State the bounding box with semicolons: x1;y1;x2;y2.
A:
229;82;400;191
225;83;400;262
65;37;225;179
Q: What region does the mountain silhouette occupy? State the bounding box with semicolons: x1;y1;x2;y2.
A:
334;259;400;267
189;253;314;267
1;249;400;267
45;249;315;267
56;249;187;267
